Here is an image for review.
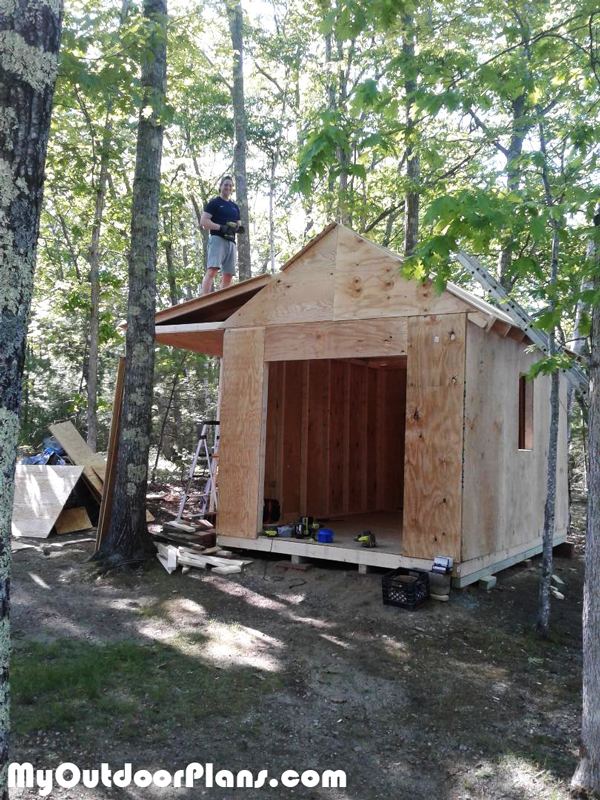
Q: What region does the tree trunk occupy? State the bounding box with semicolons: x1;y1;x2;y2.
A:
0;2;63;793
402;11;419;258
572;212;600;794
97;0;167;566
498;93;528;289
86;123;110;450
163;212;179;305
536;225;560;637
85;1;130;449
226;0;251;280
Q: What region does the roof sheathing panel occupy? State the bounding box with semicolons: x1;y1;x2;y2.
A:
154;274;271;326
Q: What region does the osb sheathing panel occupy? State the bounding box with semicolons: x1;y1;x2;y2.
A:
461;323;569;561
333;225;473;321
264;318;408;362
223;228;338;328
403;314;466;561
217;328;267;539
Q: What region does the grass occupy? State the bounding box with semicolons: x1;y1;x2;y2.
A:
12;639;282;739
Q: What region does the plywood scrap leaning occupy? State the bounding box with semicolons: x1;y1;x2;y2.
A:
95;359;153;553
55;507;93;535
50;421;106;501
11;466;83;538
95;357;125;551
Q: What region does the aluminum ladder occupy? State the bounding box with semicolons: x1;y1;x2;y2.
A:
455;250;588;391
176;420;219;523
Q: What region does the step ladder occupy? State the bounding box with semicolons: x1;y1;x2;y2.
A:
455;250;589;391
176;420;219;523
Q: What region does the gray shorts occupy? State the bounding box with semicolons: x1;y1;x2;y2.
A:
207;235;236;274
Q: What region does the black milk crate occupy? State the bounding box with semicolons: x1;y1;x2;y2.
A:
382;567;430;610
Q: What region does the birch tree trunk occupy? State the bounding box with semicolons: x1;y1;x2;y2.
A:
97;0;167;566
226;0;251;280
86;123;110;450
536;227;560;637
0;1;63;792
571;212;600;795
497;93;528;289
536;120;561;636
402;11;419;258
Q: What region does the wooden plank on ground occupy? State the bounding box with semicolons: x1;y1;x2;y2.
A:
55;507;93;535
217;328;267;538
50;421;105;500
12;466;84;538
402;314;466;561
264;318;408;361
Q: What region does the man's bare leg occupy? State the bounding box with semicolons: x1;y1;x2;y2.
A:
221;273;234;290
201;267;219;296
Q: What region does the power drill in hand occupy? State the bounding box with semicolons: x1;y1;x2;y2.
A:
220;221;245;241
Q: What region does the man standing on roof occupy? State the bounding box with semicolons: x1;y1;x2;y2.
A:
200;176;242;295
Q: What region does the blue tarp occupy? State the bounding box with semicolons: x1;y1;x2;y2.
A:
21;437;67;466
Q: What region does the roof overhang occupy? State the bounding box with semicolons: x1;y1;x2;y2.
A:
154;273;272;326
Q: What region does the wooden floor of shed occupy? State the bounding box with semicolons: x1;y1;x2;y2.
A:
316;511;402;553
217;511;437;571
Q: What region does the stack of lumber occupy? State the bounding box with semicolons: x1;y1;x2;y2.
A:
153;518;250;576
155;540;251;576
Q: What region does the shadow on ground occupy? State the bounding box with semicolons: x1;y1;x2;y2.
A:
10;535;584;799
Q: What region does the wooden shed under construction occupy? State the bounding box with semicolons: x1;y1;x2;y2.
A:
154;223;569;587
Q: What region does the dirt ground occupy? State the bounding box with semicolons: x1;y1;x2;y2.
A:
10;505;586;799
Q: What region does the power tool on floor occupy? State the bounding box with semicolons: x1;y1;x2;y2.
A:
355;530;377;548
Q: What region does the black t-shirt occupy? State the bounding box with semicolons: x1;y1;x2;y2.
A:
204;197;241;237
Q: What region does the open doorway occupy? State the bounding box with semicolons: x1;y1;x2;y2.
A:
263;356;407;554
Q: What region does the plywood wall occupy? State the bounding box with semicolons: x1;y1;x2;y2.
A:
461;323;569;562
218;328;268;538
264;359;406;521
402;314;466;562
333;226;473;321
224;228;338;328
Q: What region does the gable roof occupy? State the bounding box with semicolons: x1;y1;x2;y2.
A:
154;223;515;331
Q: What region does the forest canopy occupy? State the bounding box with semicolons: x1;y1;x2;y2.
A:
27;0;600;475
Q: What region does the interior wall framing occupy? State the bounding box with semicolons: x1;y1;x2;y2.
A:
264;359;406;523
